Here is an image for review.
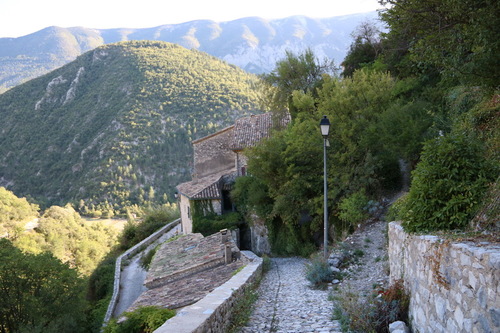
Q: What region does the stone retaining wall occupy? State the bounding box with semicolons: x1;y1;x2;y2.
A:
154;251;263;333
388;221;500;333
102;218;181;327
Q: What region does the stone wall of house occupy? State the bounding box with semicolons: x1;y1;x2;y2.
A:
154;251;263;333
388;221;500;333
193;127;235;179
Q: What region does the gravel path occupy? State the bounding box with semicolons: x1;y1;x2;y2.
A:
239;257;342;333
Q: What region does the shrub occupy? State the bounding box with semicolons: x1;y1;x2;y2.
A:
401;132;495;232
305;256;334;289
120;205;179;249
103;306;175;333
140;245;160;270
332;279;410;333
262;254;272;273
193;212;242;236
338;190;370;229
385;194;408;222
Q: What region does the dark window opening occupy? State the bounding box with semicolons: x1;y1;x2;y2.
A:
222;190;233;212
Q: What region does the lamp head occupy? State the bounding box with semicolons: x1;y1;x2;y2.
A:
320;115;330;137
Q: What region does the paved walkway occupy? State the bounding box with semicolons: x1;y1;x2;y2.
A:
113;224;181;317
239;257;341;333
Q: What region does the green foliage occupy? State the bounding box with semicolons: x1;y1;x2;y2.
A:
379;0;500;87
140;244;160;270
401;133;495;232
342;21;383;77
305;256;334;289
193;211;243;237
0;187;39;239
0;238;87;333
120;204;179;249
103;306;175;333
260;48;336;118
27;204;120;275
338;190;370;229
0;41;261;212
226;283;260;333
385;194;409;222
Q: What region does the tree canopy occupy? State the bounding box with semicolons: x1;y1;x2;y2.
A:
0;238;87;333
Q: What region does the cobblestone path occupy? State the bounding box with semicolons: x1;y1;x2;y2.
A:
239;257;342;333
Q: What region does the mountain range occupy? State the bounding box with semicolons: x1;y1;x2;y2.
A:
0;12;378;93
0;41;261;212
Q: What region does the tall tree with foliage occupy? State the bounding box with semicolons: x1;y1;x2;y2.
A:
0;239;87;333
379;0;500;87
260;48;337;119
342;21;384;77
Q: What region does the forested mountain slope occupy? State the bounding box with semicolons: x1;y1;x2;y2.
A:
0;41;261;212
0;12;377;92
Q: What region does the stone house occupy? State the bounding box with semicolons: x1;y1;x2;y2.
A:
176;112;290;235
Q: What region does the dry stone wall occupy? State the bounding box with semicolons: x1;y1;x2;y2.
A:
388;222;500;333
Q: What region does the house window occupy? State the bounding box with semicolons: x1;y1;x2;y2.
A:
241;166;246;176
187;206;191;218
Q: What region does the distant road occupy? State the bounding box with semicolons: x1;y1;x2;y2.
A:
113;224;181;317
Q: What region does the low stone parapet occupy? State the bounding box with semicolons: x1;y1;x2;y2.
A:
388;221;500;333
153;251;263;333
102;218;181;327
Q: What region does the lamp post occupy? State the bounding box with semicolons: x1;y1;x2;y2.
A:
320;115;330;259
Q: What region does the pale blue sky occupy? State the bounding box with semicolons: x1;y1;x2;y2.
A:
0;0;384;38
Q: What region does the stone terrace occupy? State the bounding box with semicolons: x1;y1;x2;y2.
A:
129;232;247;311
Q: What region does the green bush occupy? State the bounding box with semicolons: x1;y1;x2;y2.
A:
193;212;242;236
385;194;408;222
120;205;179;249
338;190;370;229
305;256;334;289
140;245;159;270
401;133;495;232
103;306;175;333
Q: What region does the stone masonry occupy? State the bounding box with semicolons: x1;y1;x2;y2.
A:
388;221;500;333
129;231;247;312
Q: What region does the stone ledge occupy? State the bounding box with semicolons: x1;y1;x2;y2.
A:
154;251;262;333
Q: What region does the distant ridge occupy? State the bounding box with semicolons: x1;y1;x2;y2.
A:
0;12;378;92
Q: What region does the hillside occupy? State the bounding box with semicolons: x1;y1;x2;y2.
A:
0;40;261;212
0;13;378;92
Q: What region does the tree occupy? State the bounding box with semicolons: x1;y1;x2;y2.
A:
0;187;39;240
379;0;500;87
0;239;87;333
260;49;337;119
342;21;384;77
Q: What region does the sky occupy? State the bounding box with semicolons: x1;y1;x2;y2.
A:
0;0;384;38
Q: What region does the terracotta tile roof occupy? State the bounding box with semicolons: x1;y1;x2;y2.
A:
230;112;291;150
176;168;236;200
129;232;247;311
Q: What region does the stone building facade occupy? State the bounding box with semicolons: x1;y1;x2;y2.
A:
176;112;290;236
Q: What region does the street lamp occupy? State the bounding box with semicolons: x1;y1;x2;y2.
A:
320;115;330;259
